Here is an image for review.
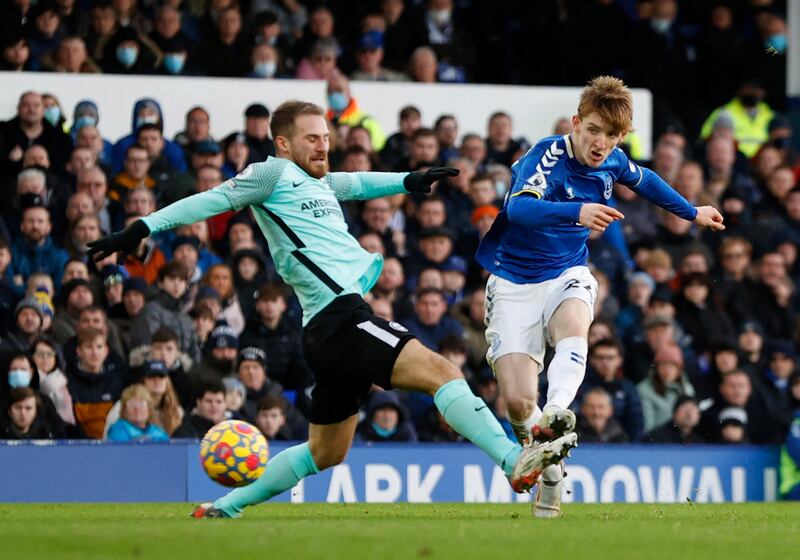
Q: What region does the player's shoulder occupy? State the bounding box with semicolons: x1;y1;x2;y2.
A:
512;135;568;175
251;155;291;175
232;156;291;185
608;146;632;167
514;136;566;165
526;135;566;158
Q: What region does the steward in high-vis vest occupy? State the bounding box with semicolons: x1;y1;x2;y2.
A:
700;81;774;158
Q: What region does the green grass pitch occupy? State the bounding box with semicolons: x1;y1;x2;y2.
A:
1;503;798;559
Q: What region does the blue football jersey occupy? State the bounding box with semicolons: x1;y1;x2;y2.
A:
476;134;642;284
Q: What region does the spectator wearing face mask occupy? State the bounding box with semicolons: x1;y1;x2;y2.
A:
1;353;67;437
357;390;417;442
700;80;775;158
246;44;282;79
100;25;160;76
326;74;386;152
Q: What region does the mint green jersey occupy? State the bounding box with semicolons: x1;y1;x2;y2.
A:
142;157;407;324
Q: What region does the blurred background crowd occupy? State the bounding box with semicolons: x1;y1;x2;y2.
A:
0;0;799;467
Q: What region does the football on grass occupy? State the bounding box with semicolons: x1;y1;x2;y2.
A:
200;420;269;487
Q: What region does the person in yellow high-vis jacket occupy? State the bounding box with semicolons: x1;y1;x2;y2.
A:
326;74;386;152
700;81;774;158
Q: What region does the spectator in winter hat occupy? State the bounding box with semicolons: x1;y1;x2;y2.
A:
357;391;418;442
189;324;239;381
471;205;499;239
50;278;94;347
718;406;750;444
0;297;44;355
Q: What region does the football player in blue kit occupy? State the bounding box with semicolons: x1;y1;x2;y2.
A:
476;76;725;517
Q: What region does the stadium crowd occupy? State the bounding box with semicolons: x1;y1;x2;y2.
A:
0;0;799;475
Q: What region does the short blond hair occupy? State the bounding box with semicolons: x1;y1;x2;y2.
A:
578;76;634;135
120;384;155;424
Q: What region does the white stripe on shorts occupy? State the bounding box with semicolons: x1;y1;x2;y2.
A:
356;321;400;347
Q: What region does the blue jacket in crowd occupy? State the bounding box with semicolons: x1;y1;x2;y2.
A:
11;236;69;288
107;419;169;442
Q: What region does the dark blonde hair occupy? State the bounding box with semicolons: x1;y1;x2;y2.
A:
120;384;156;424
270;100;325;140
577;76;634;135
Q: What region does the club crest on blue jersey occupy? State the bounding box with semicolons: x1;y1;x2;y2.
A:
603;174;613;200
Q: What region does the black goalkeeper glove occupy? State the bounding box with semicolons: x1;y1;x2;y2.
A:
87;219;151;262
403;167;459;194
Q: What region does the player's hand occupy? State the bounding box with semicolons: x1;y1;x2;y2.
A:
87;219;151;262
403;167;459;194
578;203;624;232
694;206;725;231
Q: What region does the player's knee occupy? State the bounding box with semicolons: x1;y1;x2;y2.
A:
505;393;537;419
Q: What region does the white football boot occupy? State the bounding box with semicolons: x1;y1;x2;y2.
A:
509;433;577;493
531;406;577;442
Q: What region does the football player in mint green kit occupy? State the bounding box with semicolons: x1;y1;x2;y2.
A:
88;101;576;517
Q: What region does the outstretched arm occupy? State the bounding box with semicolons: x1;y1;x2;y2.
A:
327;172;409;201
86;189;235;260
327;167;459;201
507;194;625;232
623;163;724;231
631;167;697;221
88;162;276;260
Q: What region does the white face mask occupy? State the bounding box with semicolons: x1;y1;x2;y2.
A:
428;9;452;26
253;61;277;78
650;18;671;34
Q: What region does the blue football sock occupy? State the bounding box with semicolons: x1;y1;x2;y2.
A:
434;379;521;476
214;442;319;517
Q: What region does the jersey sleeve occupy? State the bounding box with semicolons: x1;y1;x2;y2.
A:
611;148;644;188
215;158;287;210
326;171;408;201
612;149;697;221
505;138;583;226
507;139;552;199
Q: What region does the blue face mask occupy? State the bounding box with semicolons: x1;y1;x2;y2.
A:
494;180;508;199
765;34;787;54
116;46;139;68
44;106;61;127
371;422;397;439
651;18;672;34
8;369;32;389
73;115;97;130
163;53;186;75
253;61;277;78
328;92;349;112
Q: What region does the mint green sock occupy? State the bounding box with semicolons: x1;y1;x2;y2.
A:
434;379;521;476
214;442;319;517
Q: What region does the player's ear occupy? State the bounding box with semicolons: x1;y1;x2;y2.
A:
274;134;289;154
571;114;581;131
